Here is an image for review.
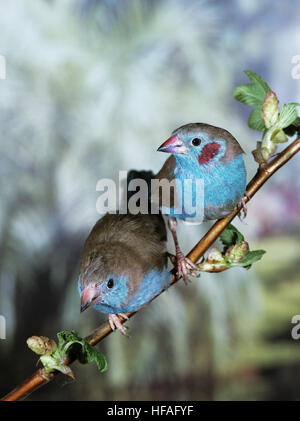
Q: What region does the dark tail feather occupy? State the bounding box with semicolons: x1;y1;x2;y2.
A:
127;170;154;201
121;169;156;214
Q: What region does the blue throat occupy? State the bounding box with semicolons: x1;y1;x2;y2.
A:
124;266;171;313
79;267;171;315
167;154;246;220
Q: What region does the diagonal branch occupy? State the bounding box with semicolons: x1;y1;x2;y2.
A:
2;137;300;401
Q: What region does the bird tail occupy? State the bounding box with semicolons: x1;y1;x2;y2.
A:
127;169;154;201
123;169;155;214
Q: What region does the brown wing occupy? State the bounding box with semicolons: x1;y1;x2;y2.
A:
80;213;168;285
151;156;178;210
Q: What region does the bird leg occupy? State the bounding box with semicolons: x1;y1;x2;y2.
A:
167;217;199;284
108;313;129;336
167;252;177;266
238;192;250;220
167;251;198;282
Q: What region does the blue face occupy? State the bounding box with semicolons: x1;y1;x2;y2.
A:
94;274;129;313
174;131;227;171
78;273;129;313
79;267;171;314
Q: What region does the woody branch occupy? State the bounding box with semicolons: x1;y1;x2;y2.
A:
1;137;300;401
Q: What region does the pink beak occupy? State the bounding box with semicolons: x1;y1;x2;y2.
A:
80;285;101;313
157;134;188;155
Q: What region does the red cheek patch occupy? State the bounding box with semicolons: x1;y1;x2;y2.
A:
198;142;220;165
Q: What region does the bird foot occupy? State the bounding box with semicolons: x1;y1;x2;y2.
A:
169;251;199;284
108;313;129;336
167;217;199;283
237;193;249;220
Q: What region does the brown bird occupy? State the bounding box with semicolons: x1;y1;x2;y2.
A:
78;171;171;335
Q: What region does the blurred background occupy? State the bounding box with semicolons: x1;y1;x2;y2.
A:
0;0;300;401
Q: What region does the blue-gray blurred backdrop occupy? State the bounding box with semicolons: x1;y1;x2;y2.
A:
0;0;300;400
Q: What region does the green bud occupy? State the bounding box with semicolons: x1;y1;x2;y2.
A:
270;127;287;143
40;355;75;378
225;241;249;263
261;92;279;128
207;247;226;264
27;336;57;355
197;260;228;272
197;248;228;272
45;339;57;354
262;128;278;154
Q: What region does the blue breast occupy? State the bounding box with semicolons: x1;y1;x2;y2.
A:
162;155;246;221
93;267;171;314
127;266;171;311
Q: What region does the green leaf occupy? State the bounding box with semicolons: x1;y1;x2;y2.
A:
57;330;108;372
234;71;272;132
57;330;82;351
238;250;266;268
233;70;271;107
277;103;300;129
234;70;299;136
27;330;108;378
220;224;245;248
79;342;108;372
245;70;272;95
248;108;266;131
283;117;300;136
293;116;300;127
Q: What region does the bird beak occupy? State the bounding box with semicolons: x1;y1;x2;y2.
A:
80;285;101;313
157;134;188;155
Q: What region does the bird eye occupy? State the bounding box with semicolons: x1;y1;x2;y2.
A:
191;138;201;146
107;278;114;289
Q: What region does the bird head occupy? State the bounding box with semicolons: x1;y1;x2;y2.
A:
79;273;128;313
157;123;243;168
79;243;141;313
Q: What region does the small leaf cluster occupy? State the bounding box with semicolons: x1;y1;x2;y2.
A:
27;330;108;379
234;70;300;164
197;224;265;272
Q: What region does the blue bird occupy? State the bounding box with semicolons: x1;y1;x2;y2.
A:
152;123;247;282
78;171;171;335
